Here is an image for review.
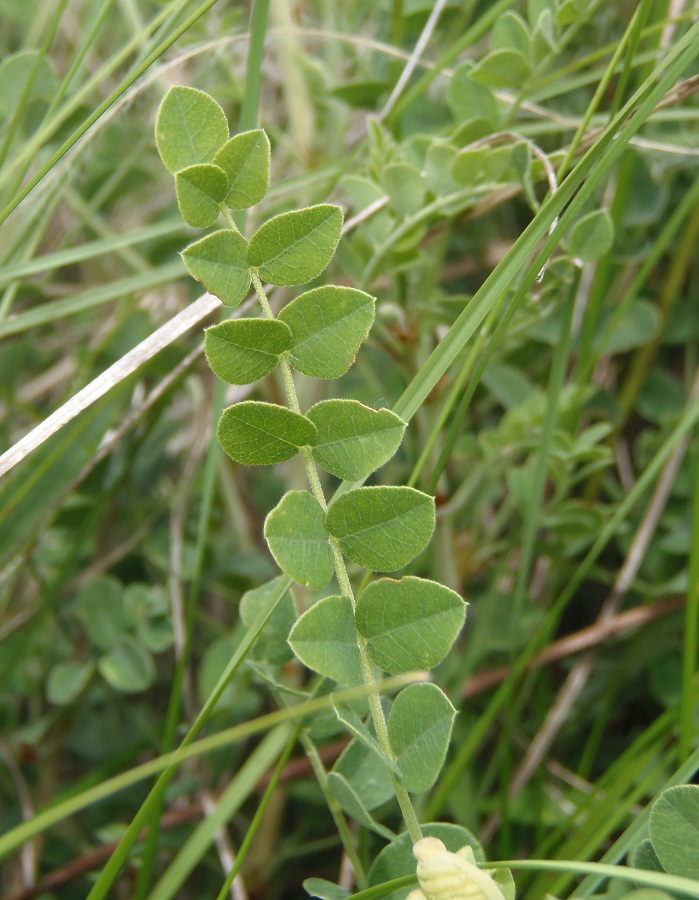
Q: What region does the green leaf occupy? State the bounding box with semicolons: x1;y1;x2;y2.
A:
247;204;343;285
217;401;317;466
278;286;375;378
355;576;467;674
303;878;351;900
175;163;228;228
382;163;426;218
205;319;292;384
470;49;531;88
155;86;229;174
332;738;395;811
325;486;435;571
46;661;94;705
74;575;128;650
214;129;271;209
307;400;405;481
388;683;456;792
288;594;363;685
332;701;401;774
493;11;532;59
264;490;335;589
452;145;513;187
239;576;296;665
181;230;251;308
326;771;396;839
567;209;614;263
98;637;156;694
447;62;499;122
649;785;699;880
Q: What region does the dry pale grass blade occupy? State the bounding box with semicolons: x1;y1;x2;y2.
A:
0;293;222;480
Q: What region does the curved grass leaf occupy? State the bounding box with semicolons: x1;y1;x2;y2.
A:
214;129;270;209
264;491;335;589
355;577;467;674
247;204;343;285
307;399;405;481
278;285;375;378
205;318;292;384
387;683;456;793
155;86;228;174
181;230;251;307
325;486;435;572
174;163;228;228
217;401;316;466
288;594;363;685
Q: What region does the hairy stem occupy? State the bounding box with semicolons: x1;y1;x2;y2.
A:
249;268;423;844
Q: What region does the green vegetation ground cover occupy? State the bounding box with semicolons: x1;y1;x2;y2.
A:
0;1;698;898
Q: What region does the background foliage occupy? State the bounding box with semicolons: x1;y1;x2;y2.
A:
0;0;698;898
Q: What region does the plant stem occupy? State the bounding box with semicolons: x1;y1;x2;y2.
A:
248;268;423;844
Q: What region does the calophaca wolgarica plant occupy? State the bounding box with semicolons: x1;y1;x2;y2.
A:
156;85;496;897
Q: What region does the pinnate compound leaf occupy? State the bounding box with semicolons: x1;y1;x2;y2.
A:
205;319;292;384
175;163;228;227
214;129;270;209
307;400;405;481
355;577;467;674
326;486;435;572
155;86;229;174
278;286;375;378
264;491;335;589
247;204;343;285
98;638;156;694
239;576;296;665
388;683;456;793
182;230;251;307
288;595;363;685
649;784;699;880
218;401;316;466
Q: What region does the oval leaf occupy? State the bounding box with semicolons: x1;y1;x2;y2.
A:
205;318;292;384
326;772;395;839
46;661;94;705
182;229;251;308
307;399;405;481
388;683;456;793
264;490;335;589
326;486;435;571
214;129;271;209
218;401;316;466
355;577;467;674
175;163;228;227
155;86;229;174
332;739;396;812
382;163;425;218
278;285;375;378
288;594;363;685
567;209;614;263
649;784;699;880
98;638;156;694
239;576;296;665
247;204;343;285
470;49;532;88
